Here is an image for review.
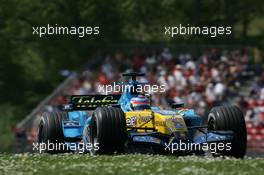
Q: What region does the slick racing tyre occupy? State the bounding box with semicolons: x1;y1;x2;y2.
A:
89;107;127;154
208;106;247;158
38;112;68;153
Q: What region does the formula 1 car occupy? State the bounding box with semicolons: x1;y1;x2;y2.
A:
38;72;247;158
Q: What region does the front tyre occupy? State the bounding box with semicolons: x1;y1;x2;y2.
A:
88;107;127;154
208;106;247;158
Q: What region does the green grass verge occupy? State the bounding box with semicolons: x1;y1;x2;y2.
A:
0;154;264;175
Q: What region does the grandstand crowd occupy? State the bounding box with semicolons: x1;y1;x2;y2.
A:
51;47;256;117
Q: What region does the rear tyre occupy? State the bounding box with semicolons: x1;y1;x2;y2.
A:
89;107;127;154
38;112;68;153
208;106;247;158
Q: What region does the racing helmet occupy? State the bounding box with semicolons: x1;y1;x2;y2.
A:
130;95;151;111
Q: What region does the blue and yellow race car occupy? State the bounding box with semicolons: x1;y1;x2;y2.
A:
38;72;247;158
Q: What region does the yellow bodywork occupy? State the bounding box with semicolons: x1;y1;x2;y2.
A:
125;110;187;136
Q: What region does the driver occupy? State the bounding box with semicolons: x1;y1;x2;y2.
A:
130;95;151;111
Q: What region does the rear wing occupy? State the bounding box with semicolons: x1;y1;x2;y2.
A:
63;94;121;111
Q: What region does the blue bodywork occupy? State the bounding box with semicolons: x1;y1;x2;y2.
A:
62;111;88;139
